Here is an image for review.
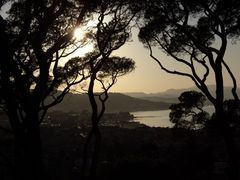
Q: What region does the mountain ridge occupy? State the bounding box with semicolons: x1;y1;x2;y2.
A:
49;86;239;113
49;92;171;113
124;85;240;100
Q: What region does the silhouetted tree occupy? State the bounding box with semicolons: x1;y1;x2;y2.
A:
84;56;135;179
0;1;100;179
64;2;136;178
223;99;240;129
138;0;240;179
169;91;210;130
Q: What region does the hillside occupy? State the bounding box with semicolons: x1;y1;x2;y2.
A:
48;86;239;113
49;93;171;113
125;85;240;104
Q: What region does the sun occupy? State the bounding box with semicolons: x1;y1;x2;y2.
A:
72;28;94;57
74;28;84;40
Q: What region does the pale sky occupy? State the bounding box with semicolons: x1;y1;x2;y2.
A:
108;28;240;93
2;3;240;94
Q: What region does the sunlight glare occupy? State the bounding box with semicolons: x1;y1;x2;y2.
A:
74;28;84;40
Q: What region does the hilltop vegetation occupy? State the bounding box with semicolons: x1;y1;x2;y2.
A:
0;111;226;180
50;93;171;113
50;86;238;113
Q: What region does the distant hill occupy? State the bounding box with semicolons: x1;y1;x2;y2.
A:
125;85;240;104
49;93;171;113
48;86;240;113
151;86;240;99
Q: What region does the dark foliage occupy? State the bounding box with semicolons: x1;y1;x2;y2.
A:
137;0;240;178
169;91;210;130
0;1;100;179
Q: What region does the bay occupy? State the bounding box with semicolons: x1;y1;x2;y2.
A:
131;105;214;128
131;110;173;128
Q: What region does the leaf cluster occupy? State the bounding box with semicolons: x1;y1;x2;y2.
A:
223;99;240;127
169;91;210;130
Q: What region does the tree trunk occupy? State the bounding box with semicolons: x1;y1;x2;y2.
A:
214;103;239;180
10;110;43;180
212;60;239;179
81;72;102;180
89;124;101;180
224;128;239;180
81;129;94;179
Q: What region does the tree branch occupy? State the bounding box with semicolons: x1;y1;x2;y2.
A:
222;60;239;100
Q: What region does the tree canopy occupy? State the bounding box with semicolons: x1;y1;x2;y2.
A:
0;0;136;179
138;0;240;107
138;1;240;178
169;91;210;130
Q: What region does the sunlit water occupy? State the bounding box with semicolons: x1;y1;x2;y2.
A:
131;105;215;128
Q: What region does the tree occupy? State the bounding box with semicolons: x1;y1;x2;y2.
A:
65;2;136;178
138;0;240;179
81;55;135;179
0;1;100;179
169;91;210;130
223;99;240;129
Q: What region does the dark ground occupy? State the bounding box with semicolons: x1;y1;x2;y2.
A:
0;112;235;180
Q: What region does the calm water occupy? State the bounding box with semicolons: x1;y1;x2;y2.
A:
131;105;214;128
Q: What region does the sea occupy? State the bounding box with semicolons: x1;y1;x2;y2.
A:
131;105;215;128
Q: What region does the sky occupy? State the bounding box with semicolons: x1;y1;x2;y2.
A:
71;27;240;94
104;29;240;93
2;3;240;94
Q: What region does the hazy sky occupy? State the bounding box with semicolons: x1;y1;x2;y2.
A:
107;28;240;93
2;3;240;94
